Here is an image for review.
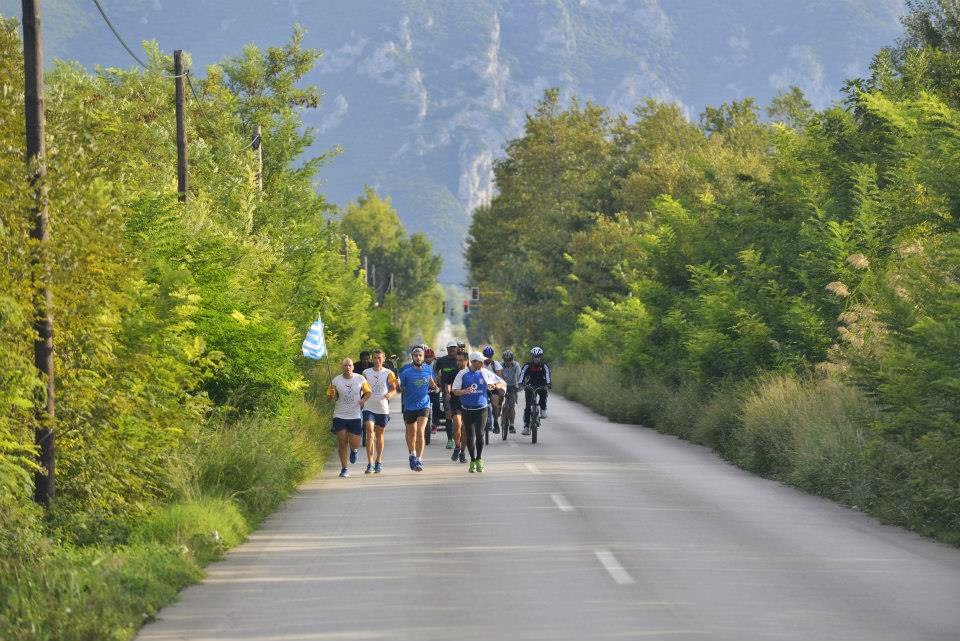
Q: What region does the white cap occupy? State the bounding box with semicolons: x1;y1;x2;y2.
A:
468;351;484;362
446;341;458;348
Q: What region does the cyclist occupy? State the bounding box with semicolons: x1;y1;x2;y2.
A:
326;358;372;477
448;350;469;464
452;351;506;473
520;346;551;435
361;349;397;474
397;346;439;472
482;346;504;433
499;350;522;433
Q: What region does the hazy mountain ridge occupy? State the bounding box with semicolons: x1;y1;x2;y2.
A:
2;0;906;281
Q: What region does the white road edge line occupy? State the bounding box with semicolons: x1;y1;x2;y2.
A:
551;493;573;512
594;549;635;585
524;462;542;475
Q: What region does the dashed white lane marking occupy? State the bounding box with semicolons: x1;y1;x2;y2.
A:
551;493;573;512
524;462;542;475
594;549;635;585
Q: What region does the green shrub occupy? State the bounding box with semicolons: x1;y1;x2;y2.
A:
130;498;248;565
0;543;201;641
690;379;747;453
191;397;333;521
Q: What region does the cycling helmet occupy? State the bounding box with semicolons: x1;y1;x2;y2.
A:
482;346;495;358
502;350;514;360
424;347;435;358
530;346;544;357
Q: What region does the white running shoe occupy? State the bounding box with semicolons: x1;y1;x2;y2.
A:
540;409;547;419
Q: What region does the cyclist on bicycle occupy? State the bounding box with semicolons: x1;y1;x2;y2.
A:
499;350;522;433
520;346;551;435
482;346;504;433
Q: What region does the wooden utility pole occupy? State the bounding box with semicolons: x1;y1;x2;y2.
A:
22;0;55;507
174;50;187;202
252;124;262;192
362;255;368;283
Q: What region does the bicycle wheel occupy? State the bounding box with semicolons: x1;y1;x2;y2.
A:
531;414;539;444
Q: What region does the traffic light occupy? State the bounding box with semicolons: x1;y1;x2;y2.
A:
463;300;469;314
470;287;480;301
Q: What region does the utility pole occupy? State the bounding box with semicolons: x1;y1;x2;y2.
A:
362;255;368;283
22;0;55;507
174;50;187;202
370;263;376;299
252;124;262;192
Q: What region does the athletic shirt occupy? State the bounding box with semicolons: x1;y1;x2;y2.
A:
361;367;397;415
331;374;371;420
452;367;505;410
398;364;434;411
500;361;522;386
434;354;459;386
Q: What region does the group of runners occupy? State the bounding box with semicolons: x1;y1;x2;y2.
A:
326;342;552;477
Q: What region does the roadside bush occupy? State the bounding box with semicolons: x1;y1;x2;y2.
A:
191;397;332;522
131;498;248;565
0;543;201;641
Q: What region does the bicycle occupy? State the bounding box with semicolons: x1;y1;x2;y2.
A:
524;385;548;444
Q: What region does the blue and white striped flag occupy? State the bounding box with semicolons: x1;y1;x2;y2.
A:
301;316;327;360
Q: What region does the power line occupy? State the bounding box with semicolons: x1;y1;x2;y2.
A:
89;0;185;78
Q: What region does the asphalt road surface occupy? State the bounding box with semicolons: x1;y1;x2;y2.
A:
137;395;960;641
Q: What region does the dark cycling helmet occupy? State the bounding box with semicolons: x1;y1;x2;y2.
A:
530;346;544;357
482;346;495;358
502;350;514;360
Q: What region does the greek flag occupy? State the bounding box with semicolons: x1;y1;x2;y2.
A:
301;316;327;360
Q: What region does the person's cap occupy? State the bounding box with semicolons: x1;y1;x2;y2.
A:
446;340;458;348
468;351;484;362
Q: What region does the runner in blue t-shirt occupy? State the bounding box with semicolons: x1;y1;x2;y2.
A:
452;351;507;473
397;346;439;472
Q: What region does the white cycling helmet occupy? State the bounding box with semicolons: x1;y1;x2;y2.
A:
530;347;544;357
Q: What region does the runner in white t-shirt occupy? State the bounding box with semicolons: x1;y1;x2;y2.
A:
326;358;372;478
361;349;397;474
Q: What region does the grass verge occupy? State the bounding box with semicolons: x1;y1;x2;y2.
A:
0;397;335;641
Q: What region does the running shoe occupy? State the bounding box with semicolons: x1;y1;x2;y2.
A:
476;459;485;473
492;425;500;434
414;459;424;472
540;410;547;419
349;449;359;464
364;463;373;474
509;426;516;433
459;451;467;463
374;461;382;474
446;438;454;449
339;467;349;478
468;460;477;473
431;426;438;434
451;447;460;461
522;426;531;435
409;454;417;470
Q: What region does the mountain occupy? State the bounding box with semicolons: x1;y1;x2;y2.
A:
1;0;906;282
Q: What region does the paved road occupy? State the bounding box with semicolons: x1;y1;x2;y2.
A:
137;395;960;641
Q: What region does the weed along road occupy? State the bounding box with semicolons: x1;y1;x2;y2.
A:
137;396;960;641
